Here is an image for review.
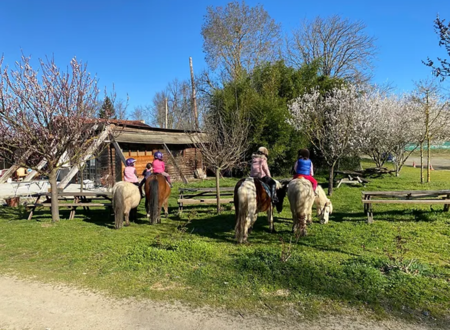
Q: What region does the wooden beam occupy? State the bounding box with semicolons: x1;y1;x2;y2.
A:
362;199;450;204
57;126;112;189
0;150;33;183
23;159;47;181
163;143;188;184
111;138;127;165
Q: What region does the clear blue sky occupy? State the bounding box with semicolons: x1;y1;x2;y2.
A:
1;0;448;118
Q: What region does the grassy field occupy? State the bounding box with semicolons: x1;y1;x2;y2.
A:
0;159;449;327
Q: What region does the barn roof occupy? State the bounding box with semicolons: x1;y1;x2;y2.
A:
108;120;207;145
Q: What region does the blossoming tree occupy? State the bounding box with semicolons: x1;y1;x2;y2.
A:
0;55;106;222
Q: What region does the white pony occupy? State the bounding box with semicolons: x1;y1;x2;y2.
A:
112;181;141;229
287;178;333;236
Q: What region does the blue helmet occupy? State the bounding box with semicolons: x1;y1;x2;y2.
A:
126;158;136;166
154;151;163;160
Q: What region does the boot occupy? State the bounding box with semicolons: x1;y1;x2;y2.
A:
271;184;279;204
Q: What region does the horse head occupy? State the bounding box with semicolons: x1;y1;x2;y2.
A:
315;185;333;224
274;179;291;213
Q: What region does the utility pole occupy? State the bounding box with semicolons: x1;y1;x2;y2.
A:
165;97;168;129
189;57;199;128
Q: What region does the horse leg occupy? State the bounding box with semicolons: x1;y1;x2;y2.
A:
124;208;130;227
146;196;150;218
163;198;169;218
267;206;275;233
290;204;298;233
130;207;137;222
299;213;307;236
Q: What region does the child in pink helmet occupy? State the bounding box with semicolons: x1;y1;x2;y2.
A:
152;151;172;187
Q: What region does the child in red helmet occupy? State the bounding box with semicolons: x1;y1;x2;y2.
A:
152;151;172;187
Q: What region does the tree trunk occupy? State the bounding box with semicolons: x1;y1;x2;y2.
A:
420;142;424;184
49;168;60;223
189;57;199;129
427;137;431;183
327;162;336;196
216;168;221;214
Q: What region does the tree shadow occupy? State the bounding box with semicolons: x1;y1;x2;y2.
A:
0;205;36;220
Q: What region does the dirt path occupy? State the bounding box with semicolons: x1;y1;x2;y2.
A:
0;276;437;330
404;156;450;170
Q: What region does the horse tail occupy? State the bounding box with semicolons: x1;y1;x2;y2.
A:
112;182;125;229
149;177;160;224
288;179;312;236
235;186;249;244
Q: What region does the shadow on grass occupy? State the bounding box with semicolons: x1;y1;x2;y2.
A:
0;205;33;220
330;209;444;223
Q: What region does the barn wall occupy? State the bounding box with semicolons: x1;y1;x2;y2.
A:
96;124;206;184
107;144;203;183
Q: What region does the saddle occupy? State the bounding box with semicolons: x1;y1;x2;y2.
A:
253;178;272;199
152;173;171;187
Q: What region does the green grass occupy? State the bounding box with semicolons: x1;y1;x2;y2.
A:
0;164;449;326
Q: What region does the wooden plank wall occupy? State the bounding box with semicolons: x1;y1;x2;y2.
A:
107;146;203;183
122;150;154;180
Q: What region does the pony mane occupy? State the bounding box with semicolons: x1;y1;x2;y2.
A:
315;185;332;214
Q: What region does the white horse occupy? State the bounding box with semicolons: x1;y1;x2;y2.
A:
112;181;141;229
287;178;333;236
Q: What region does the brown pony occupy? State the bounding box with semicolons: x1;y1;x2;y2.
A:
234;177;288;243
144;174;171;224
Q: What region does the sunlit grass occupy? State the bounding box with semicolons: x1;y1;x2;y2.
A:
0;161;449;327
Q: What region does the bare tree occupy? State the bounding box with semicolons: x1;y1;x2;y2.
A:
130;105;146;122
0;55;105;222
286;15;376;84
151;79;207;130
201;1;281;81
189;108;249;213
113;98;128;119
424;16;450;79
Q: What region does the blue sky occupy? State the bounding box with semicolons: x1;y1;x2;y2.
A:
1;0;449;118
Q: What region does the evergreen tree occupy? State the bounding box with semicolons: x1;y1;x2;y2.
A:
98;96;116;119
208;60;342;175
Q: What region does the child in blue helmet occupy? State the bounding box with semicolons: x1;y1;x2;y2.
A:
152;151;172;187
138;162;153;197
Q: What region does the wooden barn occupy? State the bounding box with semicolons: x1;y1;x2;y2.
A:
0;120;207;187
88;120;206;185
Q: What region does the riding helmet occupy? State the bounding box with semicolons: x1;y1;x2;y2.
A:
126;158;136;166
258;146;269;157
154;151;163;160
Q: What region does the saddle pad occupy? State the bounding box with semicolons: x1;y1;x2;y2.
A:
259;181;272;199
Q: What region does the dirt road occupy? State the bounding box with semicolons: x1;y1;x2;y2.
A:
405;156;450;171
0;275;437;330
